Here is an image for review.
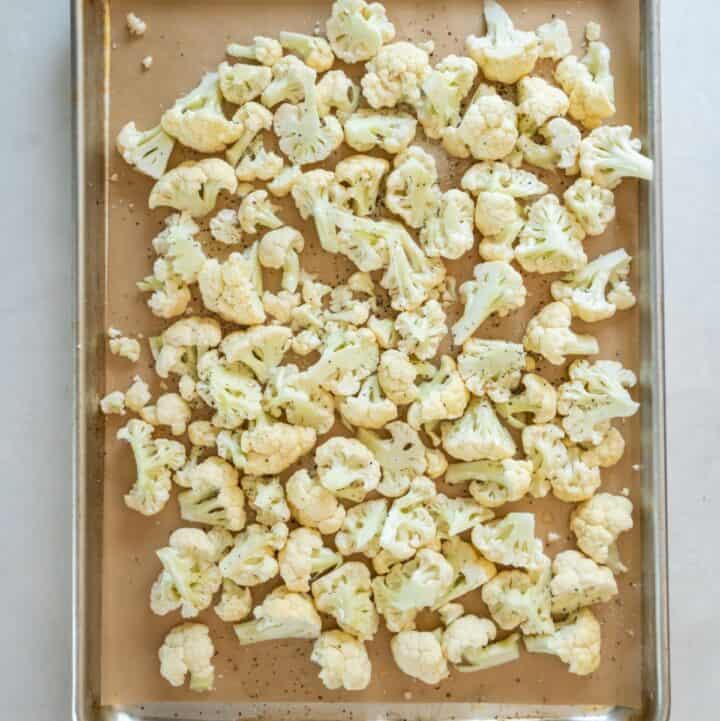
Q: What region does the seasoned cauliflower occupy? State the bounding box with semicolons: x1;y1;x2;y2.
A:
226;36;283;66
116;122;175;180
311;631;372;691
551;549;618;617
519;117;582;173
377;349;419;405
140;392;191;436
344;109;417;153
187;421;220;448
209;208;243;245
517;76;569;134
429;494;494;537
433;536;497;608
438;602;465;626
441;397;516;462
221;325;292;383
262;55;314;107
241;475;290;526
420;189;475;261
471;512;546;570
257;227;304;292
563;178;616;236
384;146;440;228
581;426;625;468
425;447;448;479
550;445;601;503
326;0;396;64
316;70;360;120
235;137;285;182
335;498;388;557
279;31;334;72
279;527;342;592
536;17;572;60
219;522;288;586
315;437;381;502
457;338;525;402
117;419;185;516
267;164;302;197
465;0;539;83
495;373;557;429
125;376;151;412
521;423;571;498
361;41;431;109
446;458;533;508
339;374;398;430
262;289;301;322
214;579;253;623
225;103;274;167
396;300;447;361
407;355;469;429
158;623;215;692
455;632;521;672
570;493;634;572
332;154;388;216
238;191;283;236
391;630;449;684
579;125;653;189
218;61;272;104
100;390;125;416
442;615;497;664
150;315;222;379
286;469;346;535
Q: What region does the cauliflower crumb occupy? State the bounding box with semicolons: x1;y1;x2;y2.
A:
109;334;141;362
142;56;153;70
100;390;125;416
126;12;147;37
547;531;561;544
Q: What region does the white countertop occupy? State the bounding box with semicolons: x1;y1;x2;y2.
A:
0;1;715;718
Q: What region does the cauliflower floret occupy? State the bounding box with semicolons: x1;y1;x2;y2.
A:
425;447;448;479
471;512;546;570
150;528;224;618
373;549;454;631
279;31;334;72
140;392;191;436
316;70;360;120
441;397;515;462
407;355;469;429
556;42;615;129
258;227;304;292
261;55;314;107
136;264;192;319
429;494;494;537
286;469;346;535
324;283;374;326
326;0;395;63
126;11;147;36
214;579;253;623
311;631;372;691
395;299;447;361
516;194;587;274
581;426;625;468
219;522;288;586
521;423;571;498
335;498;388;558
344;109;417;153
117;419;185;515
517;76;569;134
437;602;465;626
417;54;478;139
262;290;301;322
234;586;322;645
176;456;246;531
339;374;398;430
570;493;634;572
116;122;175;180
149;159;237;217
481;564;554;635
150;315;222;379
452;261;526;346
279;528;342;592
446;458;533;508
377;349;419;404
433;536;497;608
524;608;602;675
551;549;618;617
198;243;265;326
312;562;379;640
563;178;616;236
558;360;639;445
100;390;125;416
457;338;525;402
465;0;539;83
315;437;381;502
209;208;242;246
158;623;215;692
125;376;151;412
218;61;272;105
241;475;290;526
238;191;283;235
361;41;431;109
267;164;302;198
332;154;388;216
391;630;449;684
328;210;395;272
186;422;219;450
384;146;440;228
442;615;497;664
196;350;262;429
150;212;206;287
579;125;654;189
536;17;572;60
550;445;601;502
225;102;275;167
221;325;292;383
495;373;557;429
442;84;518;161
456;632;521;672
161;73;245;153
226;36;283;66
420;189;475;261
235;137;284;182
519;117;582;173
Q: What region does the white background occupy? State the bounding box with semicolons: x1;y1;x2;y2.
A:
0;1;716;719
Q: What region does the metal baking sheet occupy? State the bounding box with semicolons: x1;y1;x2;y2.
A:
72;0;669;719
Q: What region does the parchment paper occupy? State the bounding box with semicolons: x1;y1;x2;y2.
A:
101;0;644;708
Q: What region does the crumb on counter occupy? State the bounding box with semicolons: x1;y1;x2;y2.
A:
142;55;154;70
110;172;119;182
547;531;561;543
100;390;126;416
108;332;141;362
126;12;147;37
621;487;630;497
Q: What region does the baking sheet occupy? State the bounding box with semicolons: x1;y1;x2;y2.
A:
100;0;644;708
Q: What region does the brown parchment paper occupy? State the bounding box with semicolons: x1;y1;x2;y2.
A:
100;0;644;708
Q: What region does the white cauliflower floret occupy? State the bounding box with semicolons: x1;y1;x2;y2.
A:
558;360;639;446
261;55;314;107
333;501;387;564
407;355;469;429
519;117;582;173
279;31;334;72
517;76;569;134
442;615;497;664
241;475;290;526
425;447;448;479
287;469;346;535
262;290;300;322
361;41;431;109
312;562;379;640
429;494;494;537
437;603;465;626
326;0;395;63
235;137;284;182
550;445;601;503
116;122;175;180
311;631;372;691
209;208;243;245
384;146;440;228
344;109;417;153
100;390;125;416
126;12;147;36
125;376;151;412
420;189;475;261
466;0;539;83
150;211;206;286
441;397;515;462
196;350;262;429
316;70;360;120
136;263;192;320
433;536;497;608
158;623;215;692
457;338;525;402
495;373;557;429
556;42;615;129
214;579;253;623
396;299;447;361
221;325;292;383
391;631;449;684
536;17;572;59
377;349;419;404
452;261;526;346
523;302;599;366
516;194;587;274
579;125;654;189
524;608;602;675
417;54;478;139
581;426;625;468
238;190;283;235
257;227;304;292
226;36;283;66
315;437;381;502
218;61;272;104
225;102;274;167
161;73;244;153
279;528;342;592
150;315;222;379
327;210;394;271
267;164;302;197
332;154;388;216
521;423;571;498
140;392;191;436
442;84;518;160
571;493;634;572
219;522;288;586
149;159;237;217
456;633;521;672
117;419;185;516
325;283;375;326
176;456;246;531
446;458;533;508
234;586;322;645
150;528;224;618
563;178;616;236
471;512;546;570
198;243;265;326
339;374;398;430
551;549;618;617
